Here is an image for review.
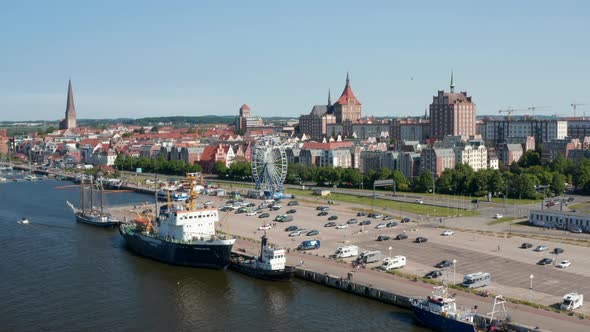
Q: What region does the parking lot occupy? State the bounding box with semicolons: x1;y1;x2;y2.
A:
207;193;590;308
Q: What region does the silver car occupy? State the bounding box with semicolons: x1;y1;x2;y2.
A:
534;245;548;252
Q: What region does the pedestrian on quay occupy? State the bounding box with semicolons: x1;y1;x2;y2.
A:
498;244;500;251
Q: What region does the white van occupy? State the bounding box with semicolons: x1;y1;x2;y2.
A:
334;245;359;259
462;272;491;289
377;256;406;271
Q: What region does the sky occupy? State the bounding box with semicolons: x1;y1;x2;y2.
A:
0;0;589;121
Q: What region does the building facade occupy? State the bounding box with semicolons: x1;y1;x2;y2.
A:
429;74;476;139
530;210;590;232
59;79;77;130
481;119;567;145
332;73;362;123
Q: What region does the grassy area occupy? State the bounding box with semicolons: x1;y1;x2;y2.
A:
568;202;590;213
487;216;517;225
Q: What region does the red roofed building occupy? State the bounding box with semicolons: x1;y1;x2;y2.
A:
333;73;362;123
301;141;354;150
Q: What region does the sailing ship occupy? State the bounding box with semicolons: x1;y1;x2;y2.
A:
229;233;295;281
119;173;235;269
66;175;121;227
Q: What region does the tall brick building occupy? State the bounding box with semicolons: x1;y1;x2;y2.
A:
429;73;476;139
333;73;362;123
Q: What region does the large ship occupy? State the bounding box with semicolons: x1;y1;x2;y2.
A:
119;173;235;269
411;285;478;332
229;233;295;281
67;175;121;227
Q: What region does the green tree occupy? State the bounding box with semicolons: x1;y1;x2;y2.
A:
436;169;455;194
213;161;228;176
390;170;409;191
414;171;434;193
150;126;159;133
574;158;590;193
550;172;566;196
519;150;541;168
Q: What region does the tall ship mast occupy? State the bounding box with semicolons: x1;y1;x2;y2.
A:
119;173;236;269
66;175;121;227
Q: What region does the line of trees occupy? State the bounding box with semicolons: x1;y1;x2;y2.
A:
212;160;253;181
114;155;203;176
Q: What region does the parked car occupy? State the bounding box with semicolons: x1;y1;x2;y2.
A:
317;206;330;211
271;205;281;211
552;248;564;254
567;197;575;202
287;201;299;206
286;209;297;214
357;212;367;217
521;243;533;249
347;218;358;224
537;258;553;265
556;260;571;268
328;215;338;221
375;223;387;229
386;221;398;228
359;220;372;226
424;270;443;279
415;237;428;243
570;228;582;234
258;224;272;231
395;234;408;240
289;230;303;237
415;199;424;204
494;214;503;219
259;213;270;218
441;230;455;236
373;214;384;219
335;224;348;229
376;235;390;241
246;211;258;216
285;225;299;232
324;222;337;227
307;230;320;236
534;245;549;252
435;260;453;268
318;211;329;216
401;217;411;223
367;213;376;218
383;216;393;221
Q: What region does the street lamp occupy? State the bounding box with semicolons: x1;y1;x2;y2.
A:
529;274;534;302
388;246;393;259
452;259;457;285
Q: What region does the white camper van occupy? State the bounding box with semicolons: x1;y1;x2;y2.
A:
333;245;359;259
462;272;491;289
561;293;584;310
377;255;406;271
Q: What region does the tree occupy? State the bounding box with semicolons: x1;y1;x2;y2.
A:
436;169;455;194
574;158;590;193
414;172;434;193
390;170;409;191
519;150;541;168
45;126;56;134
342;167;362;187
213;161;228;176
150;126;159;133
550;172;566;196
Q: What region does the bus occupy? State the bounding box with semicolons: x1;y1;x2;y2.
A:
462;272;491;289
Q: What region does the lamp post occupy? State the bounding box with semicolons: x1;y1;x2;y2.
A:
452;259;457;285
529;274;534;302
388;246;393;259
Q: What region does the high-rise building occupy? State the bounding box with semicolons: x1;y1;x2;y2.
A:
59;79;77;130
333;73;362;123
236;104;263;133
429;73;476;139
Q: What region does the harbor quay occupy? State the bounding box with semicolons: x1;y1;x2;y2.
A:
107;187;590;332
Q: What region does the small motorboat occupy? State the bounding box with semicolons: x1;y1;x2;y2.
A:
19;217;30;224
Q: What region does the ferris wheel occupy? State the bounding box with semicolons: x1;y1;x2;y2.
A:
251;136;288;194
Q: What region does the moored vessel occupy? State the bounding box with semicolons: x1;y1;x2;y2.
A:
67;175;121;227
411;285;477;332
119;173;235;269
229;233;295;281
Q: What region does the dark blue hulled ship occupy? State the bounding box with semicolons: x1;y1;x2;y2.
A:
119;173;235;269
411;285;477;332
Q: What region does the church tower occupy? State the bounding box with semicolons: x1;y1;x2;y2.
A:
60;79;77;129
332;72;362;123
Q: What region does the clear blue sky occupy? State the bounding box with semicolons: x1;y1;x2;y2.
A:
1;0;589;121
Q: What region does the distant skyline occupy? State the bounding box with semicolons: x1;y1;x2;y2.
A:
1;0;589;121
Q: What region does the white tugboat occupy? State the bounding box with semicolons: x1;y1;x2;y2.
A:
229;233;295;281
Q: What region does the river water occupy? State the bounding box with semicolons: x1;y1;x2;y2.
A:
0;179;427;331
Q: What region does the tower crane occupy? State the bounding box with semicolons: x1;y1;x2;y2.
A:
571;103;586;118
527;106;551;117
498;108;528;120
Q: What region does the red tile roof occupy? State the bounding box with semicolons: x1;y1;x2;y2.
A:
336;80;361;106
301;141;354;150
240;104;250;110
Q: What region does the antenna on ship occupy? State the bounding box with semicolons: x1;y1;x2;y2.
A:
260;231;268;261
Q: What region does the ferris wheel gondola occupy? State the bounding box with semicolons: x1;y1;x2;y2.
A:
251;136;287;195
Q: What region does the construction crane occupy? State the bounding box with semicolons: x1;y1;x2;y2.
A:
527;106;551;117
498;108;528;120
571;103;586;118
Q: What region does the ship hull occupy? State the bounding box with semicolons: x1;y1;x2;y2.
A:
119;225;233;269
229;258;295;281
75;213;120;228
413;305;476;332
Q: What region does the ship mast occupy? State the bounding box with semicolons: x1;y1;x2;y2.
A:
89;176;94;213
100;178;104;216
80;177;85;213
154;174;158;220
260;233;267;262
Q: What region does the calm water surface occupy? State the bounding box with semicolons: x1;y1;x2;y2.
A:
0;179;427;331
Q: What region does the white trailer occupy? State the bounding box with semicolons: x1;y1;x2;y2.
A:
377;255;406;271
561;293;583;310
334;245;359;259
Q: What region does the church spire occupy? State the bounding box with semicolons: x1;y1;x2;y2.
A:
328;89;332;106
346;72;350;86
66;79;76;115
450;70;455;93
